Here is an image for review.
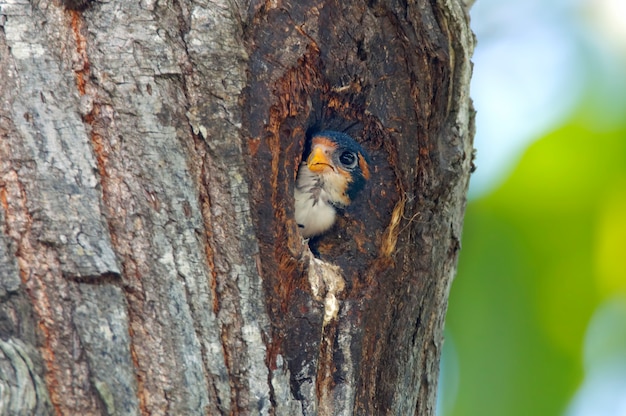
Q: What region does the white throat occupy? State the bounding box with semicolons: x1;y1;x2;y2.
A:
294;163;339;238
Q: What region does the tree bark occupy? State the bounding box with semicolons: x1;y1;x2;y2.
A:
0;0;474;415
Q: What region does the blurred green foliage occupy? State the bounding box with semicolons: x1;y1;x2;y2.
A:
443;119;626;415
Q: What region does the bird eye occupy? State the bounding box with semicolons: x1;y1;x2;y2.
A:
339;151;358;169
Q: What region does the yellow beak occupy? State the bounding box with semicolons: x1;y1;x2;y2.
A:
307;147;333;173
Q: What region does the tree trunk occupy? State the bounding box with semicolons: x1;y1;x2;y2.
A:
0;0;474;415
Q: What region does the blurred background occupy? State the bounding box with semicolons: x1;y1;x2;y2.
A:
438;0;626;415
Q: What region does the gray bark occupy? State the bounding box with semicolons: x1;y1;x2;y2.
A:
0;0;473;415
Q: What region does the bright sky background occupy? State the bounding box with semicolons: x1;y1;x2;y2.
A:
468;0;626;196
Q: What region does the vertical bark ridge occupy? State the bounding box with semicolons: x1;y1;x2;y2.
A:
181;1;274;413
73;1;228;414
1;2;125;414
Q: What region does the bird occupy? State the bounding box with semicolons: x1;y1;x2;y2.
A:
294;131;371;238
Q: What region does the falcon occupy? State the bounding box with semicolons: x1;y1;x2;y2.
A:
295;131;371;238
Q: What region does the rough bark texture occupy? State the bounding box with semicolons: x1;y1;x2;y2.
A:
0;0;473;415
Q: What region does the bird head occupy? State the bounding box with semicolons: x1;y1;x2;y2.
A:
294;131;371;238
303;131;371;206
